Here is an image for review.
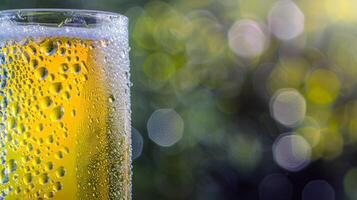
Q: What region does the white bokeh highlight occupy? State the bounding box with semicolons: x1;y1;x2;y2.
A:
271;88;306;127
228;19;268;58
273;133;311;172
268;0;305;41
147;109;184;147
132;128;144;160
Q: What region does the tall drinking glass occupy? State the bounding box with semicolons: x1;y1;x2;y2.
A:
0;9;131;199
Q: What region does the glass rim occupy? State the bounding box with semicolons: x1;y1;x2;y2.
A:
0;8;127;20
0;8;129;41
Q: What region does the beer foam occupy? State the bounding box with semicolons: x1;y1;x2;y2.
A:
0;14;128;48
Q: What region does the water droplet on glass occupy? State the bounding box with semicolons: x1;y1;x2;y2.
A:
54;181;63;191
7;159;17;173
0;169;9;184
30;59;39;69
35;67;48;80
40;40;58;56
39;173;49;185
71;63;81;74
39;96;52;109
50;106;64;121
23;173;32;184
56;167;66;178
45;162;54;171
60;63;69;73
50;82;63;94
55;151;64;159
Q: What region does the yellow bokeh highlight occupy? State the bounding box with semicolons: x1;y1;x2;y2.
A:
306;69;340;105
143;52;176;81
295;117;320;147
325;0;357;22
268;58;309;93
312;128;343;160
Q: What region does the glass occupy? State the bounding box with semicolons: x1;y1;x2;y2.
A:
0;9;131;199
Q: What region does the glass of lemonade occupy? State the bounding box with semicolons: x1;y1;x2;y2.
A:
0;9;131;199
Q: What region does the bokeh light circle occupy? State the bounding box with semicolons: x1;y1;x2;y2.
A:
186;10;226;64
296;116;321;147
268;58;309;93
228;19;268;58
344;167;357;199
302;180;335;200
228;134;262;172
273;133;311;172
259;173;293;200
305;69;341;105
143;52;176;81
315;129;344;160
268;0;305;40
147;109;184;147
132;128;144;160
270;88;306;127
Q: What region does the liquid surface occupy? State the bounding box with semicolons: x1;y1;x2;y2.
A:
0;37;131;199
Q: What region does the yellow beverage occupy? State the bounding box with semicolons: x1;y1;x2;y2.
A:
0;37;131;199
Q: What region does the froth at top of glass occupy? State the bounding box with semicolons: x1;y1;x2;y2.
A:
0;9;128;43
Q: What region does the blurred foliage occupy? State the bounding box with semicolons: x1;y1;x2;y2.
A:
3;0;357;199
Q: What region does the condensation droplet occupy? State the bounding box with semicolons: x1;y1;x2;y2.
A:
54;181;63;191
60;63;69;73
50;82;63;94
45;162;54;171
46;135;54;144
50;106;64;121
55;151;64;159
108;95;115;103
71;63;81;74
45;191;54;198
59;47;66;56
0;169;9;184
23;173;32;184
10;102;20;116
36;123;44;132
7;159;17;173
39;96;52;109
41;40;58;56
30;59;39;69
56;167;66;178
35;67;48;80
39;173;49;185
